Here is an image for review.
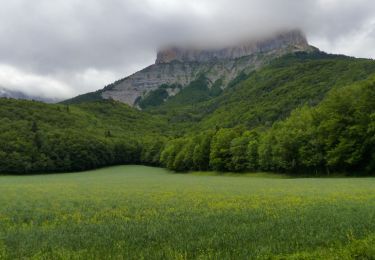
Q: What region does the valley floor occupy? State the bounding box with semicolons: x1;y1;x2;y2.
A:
1;165;375;259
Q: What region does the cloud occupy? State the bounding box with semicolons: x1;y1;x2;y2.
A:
0;0;374;98
0;64;72;98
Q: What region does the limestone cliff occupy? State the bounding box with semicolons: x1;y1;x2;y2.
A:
85;30;316;107
156;30;309;64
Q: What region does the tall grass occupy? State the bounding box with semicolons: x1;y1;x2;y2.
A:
1;165;375;259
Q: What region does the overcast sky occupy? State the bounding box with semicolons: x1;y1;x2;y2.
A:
0;0;374;99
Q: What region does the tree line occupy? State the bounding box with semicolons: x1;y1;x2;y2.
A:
159;78;375;175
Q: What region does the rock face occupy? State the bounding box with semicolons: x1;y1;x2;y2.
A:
156;30;309;64
95;30;315;107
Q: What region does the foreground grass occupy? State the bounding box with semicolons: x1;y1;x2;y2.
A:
1;166;375;259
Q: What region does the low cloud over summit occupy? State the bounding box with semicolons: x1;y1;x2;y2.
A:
0;0;374;99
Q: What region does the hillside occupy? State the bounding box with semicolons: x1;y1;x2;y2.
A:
150;52;375;130
1;51;375;175
159;74;375;174
0;99;169;173
63;30;316;106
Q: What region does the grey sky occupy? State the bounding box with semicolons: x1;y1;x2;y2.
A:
0;0;374;99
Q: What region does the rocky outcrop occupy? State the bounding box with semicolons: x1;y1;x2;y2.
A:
101;62;206;105
96;30;316;107
155;30;309;64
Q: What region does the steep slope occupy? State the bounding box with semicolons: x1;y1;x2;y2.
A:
150;52;375;130
64;30;316;106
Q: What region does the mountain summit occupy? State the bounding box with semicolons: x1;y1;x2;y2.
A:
65;30;316;107
156;30;309;64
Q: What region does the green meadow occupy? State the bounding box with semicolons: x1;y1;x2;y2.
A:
1;165;375;259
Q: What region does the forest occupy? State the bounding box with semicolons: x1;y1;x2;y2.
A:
1;52;375;175
160;78;375;174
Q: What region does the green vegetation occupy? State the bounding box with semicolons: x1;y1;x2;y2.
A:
161;77;375;174
1;51;375;175
62;77;128;105
154;52;375;129
61;90;104;104
161;76;221;107
138;88;169;109
1;165;375;259
137;84;182;109
0;99;168;173
2;50;375;258
140;76;223;111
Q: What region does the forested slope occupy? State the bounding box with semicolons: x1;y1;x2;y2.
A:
150;52;375;130
1;52;375;175
0;99;168;173
160;76;375;174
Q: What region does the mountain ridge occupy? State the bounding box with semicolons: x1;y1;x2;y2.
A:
156;30;309;64
64;29;317;106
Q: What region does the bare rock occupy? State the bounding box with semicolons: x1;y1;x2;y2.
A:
100;30;316;107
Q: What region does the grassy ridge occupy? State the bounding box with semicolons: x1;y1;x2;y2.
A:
1;165;375;259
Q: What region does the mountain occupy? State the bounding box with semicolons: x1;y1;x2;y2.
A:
152;52;375;130
2;30;375;175
64;30;316;106
0;87;59;103
156;30;310;63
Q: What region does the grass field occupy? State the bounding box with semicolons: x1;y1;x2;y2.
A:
1;166;375;259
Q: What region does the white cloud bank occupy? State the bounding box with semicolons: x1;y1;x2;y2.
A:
0;0;374;99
